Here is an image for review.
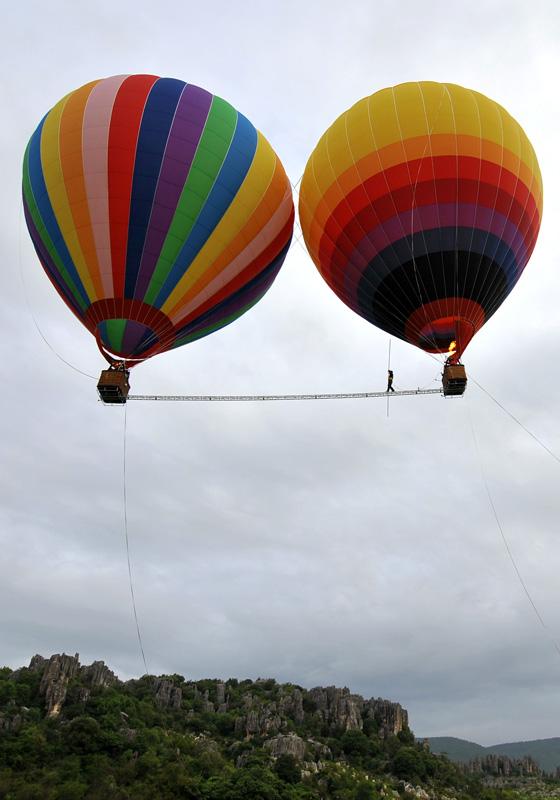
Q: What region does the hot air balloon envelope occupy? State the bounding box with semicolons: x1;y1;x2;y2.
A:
299;82;542;358
23;75;294;364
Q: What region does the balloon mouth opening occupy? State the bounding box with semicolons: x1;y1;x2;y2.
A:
96;319;161;361
404;300;485;359
417;317;476;357
85;300;176;364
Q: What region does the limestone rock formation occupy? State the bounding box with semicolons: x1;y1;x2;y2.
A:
264;732;307;760
278;687;305;725
79;660;118;688
307;686;407;737
307;686;363;731
459;754;541;777
152;678;182;710
363;697;409;738
234;705;284;738
39;653;80;718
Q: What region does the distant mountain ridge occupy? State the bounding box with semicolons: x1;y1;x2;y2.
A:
418;736;560;775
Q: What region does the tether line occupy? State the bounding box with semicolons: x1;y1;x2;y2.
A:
123;403;150;675
466;393;560;657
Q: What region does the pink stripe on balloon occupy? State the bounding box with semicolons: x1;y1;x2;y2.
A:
82;75;129;298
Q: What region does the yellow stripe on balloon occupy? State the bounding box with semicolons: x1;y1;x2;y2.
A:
301;83;542;224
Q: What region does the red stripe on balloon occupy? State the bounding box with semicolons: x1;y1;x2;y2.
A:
107;75;159;298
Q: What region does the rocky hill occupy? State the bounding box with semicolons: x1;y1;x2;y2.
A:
422;736;560;776
1;653;559;800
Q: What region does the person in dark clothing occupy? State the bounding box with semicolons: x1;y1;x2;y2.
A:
386;370;395;392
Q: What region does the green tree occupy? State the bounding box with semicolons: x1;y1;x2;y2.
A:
392;747;425;781
274;754;301;784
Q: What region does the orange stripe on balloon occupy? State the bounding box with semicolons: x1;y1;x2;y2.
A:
58;82;105;299
303;134;541;262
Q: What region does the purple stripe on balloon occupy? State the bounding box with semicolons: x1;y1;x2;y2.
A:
121;319;152;356
340;203;528;301
135;83;213;296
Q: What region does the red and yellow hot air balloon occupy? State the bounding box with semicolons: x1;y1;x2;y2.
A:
23;75;294;400
299;82;542;375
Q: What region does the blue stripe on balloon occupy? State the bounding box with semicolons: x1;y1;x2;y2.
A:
124;78;186;297
152;111;258;308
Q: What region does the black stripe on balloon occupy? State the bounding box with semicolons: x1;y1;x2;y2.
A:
365;251;509;341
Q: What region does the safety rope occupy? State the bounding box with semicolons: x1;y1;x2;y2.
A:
466;394;560;657
470;376;559;464
19;203;98;380
123;403;150;676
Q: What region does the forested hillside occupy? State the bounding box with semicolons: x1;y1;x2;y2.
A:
1;654;558;800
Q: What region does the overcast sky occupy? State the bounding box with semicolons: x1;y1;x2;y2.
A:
2;0;560;749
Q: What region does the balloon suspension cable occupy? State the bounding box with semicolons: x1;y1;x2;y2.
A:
387;339;392;418
466;392;560;658
18;202;98;380
122;404;150;676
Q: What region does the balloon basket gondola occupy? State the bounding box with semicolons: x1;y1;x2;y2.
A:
442;364;467;397
97;369;130;405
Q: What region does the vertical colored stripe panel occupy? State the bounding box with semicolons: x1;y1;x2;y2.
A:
124;77;186;297
162;122;265;318
107;74;159;298
151;101;254;309
140;90;228;305
170;164;293;326
40;94;98;301
24;119;91;311
135;83;213;300
58;81;105;300
82;75;130;298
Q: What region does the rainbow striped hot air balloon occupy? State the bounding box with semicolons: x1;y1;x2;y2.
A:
22;75;294;368
299;81;542;361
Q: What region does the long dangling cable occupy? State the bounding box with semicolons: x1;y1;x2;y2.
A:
123;403;149;675
466;395;560;656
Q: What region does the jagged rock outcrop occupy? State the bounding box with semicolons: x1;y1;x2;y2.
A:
28;654;47;673
79;660;117;688
39;653;80;718
0;706;28;732
31;653;119;718
458;753;541;777
264;732;308;760
307;686;363;731
152;678;182;710
307;686;407;737
363;697;409;738
216;682;228;713
278;687;305;725
234;705;284;738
